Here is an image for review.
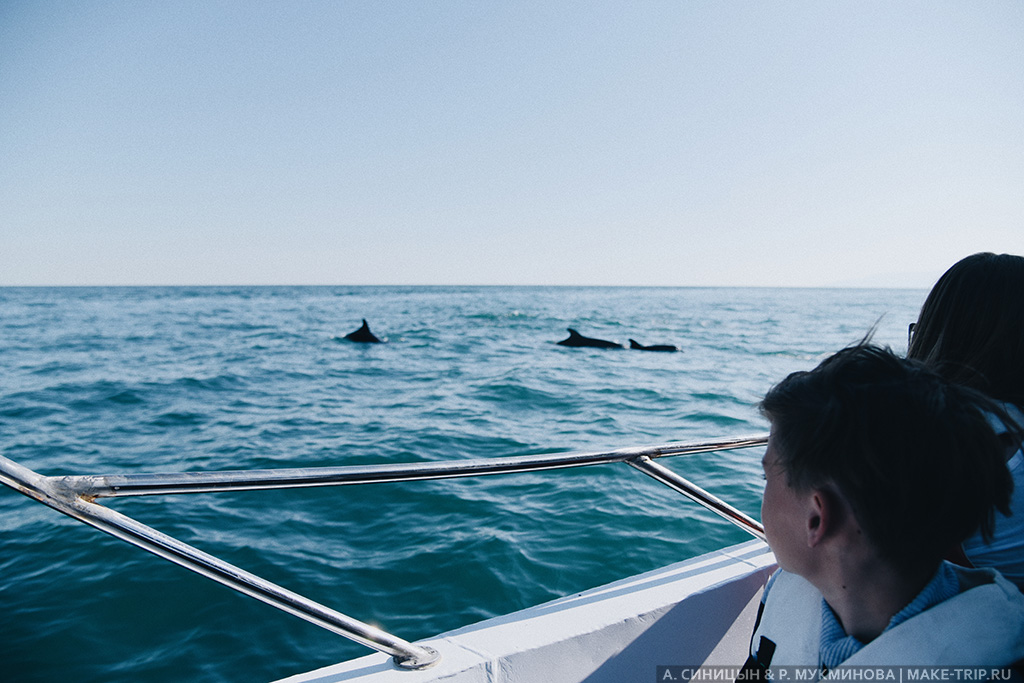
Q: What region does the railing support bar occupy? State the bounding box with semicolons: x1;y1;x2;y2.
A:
627;456;765;542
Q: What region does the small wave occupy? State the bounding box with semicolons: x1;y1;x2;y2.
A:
108;389;146;405
0;403;69;420
34;380;148;411
27;360;90;376
164;375;246;392
472;380;579;412
150;411;208;428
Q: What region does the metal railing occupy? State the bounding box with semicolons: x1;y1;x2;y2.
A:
0;433;768;671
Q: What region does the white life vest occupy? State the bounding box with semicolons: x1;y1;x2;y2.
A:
747;566;1024;677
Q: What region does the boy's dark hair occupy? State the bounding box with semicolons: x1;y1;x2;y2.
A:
907;252;1024;405
760;344;1012;580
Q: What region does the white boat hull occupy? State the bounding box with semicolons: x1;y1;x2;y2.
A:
277;540;776;683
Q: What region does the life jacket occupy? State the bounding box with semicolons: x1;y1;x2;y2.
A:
742;567;1024;678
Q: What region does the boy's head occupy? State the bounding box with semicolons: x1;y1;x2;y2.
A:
760;344;1011;581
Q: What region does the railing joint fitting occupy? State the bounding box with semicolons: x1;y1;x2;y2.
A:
392;645;441;670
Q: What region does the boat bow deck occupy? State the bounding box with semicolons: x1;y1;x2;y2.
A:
277;540;775;683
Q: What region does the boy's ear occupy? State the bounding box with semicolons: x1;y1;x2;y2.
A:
806;488;839;547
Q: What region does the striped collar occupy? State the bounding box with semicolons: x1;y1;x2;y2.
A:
818;562;960;669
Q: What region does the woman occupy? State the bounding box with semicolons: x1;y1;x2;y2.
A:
907;252;1024;590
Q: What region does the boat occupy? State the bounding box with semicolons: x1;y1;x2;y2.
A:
0;434;774;682
278;539;774;682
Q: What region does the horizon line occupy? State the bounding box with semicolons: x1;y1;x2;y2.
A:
0;282;931;290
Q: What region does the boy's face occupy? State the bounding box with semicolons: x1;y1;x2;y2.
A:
761;431;812;575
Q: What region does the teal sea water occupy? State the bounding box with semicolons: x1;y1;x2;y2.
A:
0;286;925;682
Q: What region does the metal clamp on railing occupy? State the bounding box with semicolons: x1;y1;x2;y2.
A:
0;433;768;670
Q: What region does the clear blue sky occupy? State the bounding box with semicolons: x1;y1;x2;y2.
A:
2;2;1022;287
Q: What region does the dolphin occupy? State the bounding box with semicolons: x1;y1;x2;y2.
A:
629;339;678;352
557;329;622;349
344;319;383;343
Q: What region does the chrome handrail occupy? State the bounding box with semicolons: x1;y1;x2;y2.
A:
0;433;768;671
57;433;770;498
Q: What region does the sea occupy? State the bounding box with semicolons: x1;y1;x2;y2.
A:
0;286;926;683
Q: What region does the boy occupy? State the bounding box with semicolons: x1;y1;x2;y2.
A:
746;344;1024;673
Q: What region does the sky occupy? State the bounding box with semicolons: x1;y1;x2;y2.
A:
1;2;1022;288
